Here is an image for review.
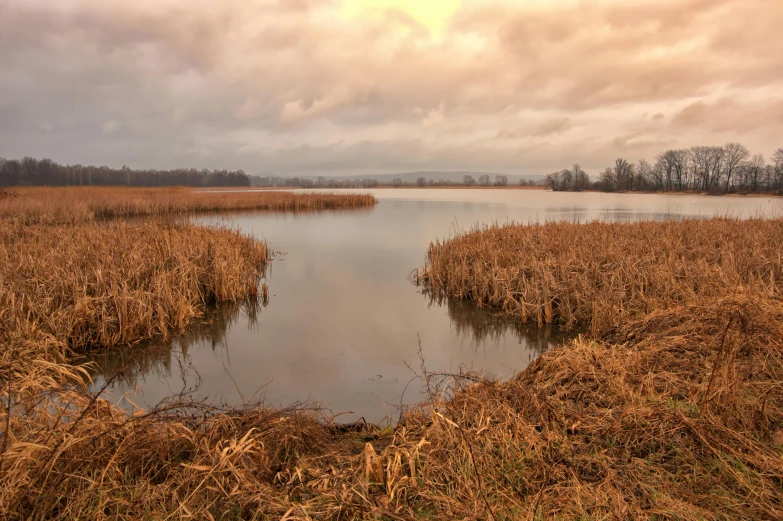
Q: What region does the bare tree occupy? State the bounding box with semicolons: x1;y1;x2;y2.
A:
722;142;750;192
636;159;653;191
773;148;783;193
599;167;616;191
494;174;508;186
416;176;427;187
479;174;491;186
613;158;634;191
463;175;476;186
572;164;589;191
392;177;404;187
691;145;724;191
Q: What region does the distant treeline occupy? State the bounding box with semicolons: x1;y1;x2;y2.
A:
253;174;543;188
546;144;783;194
0;157;251;187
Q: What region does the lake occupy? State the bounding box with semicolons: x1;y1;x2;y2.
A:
88;189;781;421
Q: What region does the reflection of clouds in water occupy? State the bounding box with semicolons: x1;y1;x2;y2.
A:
82;191;780;418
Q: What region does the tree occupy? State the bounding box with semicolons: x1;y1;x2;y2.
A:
416;176;427;187
494;174;508;186
391;177;404;187
613;158;634;191
572;164;590;191
599;167;616;192
479;174;491;186
773;148;783;193
742;153;766;193
546;171;561;191
463;175;476;186
691;145;724;192
722;142;750;192
636;159;653;191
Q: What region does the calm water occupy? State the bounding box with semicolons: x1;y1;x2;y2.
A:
88;189;781;421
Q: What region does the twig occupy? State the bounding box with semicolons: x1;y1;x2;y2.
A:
2;345;14;457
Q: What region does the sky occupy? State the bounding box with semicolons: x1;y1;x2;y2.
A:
1;0;782;176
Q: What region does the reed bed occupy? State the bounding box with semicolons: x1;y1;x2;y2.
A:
0;220;267;351
419;218;783;335
0;187;376;225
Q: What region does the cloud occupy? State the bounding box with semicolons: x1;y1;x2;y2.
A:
672;98;783;134
497;117;571;139
0;0;781;175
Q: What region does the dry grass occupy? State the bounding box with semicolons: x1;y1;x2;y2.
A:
0;221;267;351
3;217;783;520
3;293;782;520
0;186;376;225
418;218;783;336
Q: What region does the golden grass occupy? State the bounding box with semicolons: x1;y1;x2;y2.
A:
419;218;783;335
3;217;783;519
0;186;376;225
3;293;782;520
0;221;267;352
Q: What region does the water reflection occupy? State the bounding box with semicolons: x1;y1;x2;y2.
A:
85;300;259;389
88;293;563;396
85;189;779;419
426;292;565;357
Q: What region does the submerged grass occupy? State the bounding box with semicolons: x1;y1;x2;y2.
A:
0;186;376;225
2;216;783;519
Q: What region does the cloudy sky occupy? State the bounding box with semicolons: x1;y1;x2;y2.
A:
1;0;782;176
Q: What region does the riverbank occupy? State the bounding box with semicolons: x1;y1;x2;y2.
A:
2;205;783;519
419;218;783;335
0;186;377;225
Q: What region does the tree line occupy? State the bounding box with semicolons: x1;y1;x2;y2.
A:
546;144;783;194
0;157;251;187
253;174;543;188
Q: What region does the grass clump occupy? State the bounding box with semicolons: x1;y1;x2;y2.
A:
0;186;376;225
0;221;267;351
419;218;783;335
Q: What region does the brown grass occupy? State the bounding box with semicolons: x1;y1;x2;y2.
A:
0;221;267;351
3;293;782;520
0;186;376;225
418;218;783;336
3;217;783;520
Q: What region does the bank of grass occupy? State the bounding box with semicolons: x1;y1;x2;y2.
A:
2;217;783;519
419;218;783;336
0;221;267;351
0;186;376;225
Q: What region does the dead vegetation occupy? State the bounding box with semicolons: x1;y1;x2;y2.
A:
0;186;376;225
0;221;267;351
2;216;783;519
418;218;783;336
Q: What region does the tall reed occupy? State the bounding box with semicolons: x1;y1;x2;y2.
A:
419;218;783;335
0;221;267;351
0;187;376;225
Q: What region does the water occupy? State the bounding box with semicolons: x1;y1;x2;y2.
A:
88;189;781;421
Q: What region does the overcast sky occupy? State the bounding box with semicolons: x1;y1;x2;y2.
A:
1;0;782;176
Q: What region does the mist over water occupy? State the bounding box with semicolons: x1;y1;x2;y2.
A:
89;189;781;421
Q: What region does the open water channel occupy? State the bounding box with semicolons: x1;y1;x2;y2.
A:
88;189;781;421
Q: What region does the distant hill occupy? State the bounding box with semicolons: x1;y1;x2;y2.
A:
250;171;545;186
340;171;543;184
